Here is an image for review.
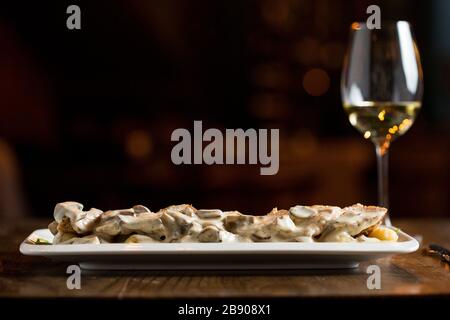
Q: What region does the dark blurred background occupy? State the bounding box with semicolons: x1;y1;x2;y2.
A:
0;0;448;219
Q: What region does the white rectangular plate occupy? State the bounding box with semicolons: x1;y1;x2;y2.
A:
20;228;419;270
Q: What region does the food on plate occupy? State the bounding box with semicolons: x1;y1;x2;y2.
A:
368;225;399;242
46;202;396;244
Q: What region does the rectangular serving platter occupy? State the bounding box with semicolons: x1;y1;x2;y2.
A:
20;228;419;270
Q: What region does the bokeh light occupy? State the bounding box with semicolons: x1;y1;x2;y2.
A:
125;130;153;160
302;68;330;96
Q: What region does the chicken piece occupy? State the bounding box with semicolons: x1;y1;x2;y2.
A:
289;205;342;237
48;221;58;235
119;212;166;240
55;234;101;244
319;204;386;242
53;232;78;244
54;202;103;234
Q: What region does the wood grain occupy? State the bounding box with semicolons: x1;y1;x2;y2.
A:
0;219;449;299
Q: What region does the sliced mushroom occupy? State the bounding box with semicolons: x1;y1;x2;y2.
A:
290;205;342;237
165;209;194;235
276;215;297;233
195;209;223;219
165;204;197;217
222;212;254;234
125;234;158;243
197;225;221;242
289;205;317;219
251;230;272;242
273;215;300;239
132;205;151;214
53;202;83;222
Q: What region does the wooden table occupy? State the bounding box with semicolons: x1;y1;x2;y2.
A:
0;219;449;300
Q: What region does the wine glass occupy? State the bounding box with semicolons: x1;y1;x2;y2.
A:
341;21;423;226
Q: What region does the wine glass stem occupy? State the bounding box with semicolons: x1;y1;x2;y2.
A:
375;143;391;227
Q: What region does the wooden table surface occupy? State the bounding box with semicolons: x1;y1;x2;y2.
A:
0;218;449;299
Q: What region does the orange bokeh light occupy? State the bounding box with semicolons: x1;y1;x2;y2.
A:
125;130;153;160
302;68;330;96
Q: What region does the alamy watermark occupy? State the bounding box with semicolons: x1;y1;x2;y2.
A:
366;265;381;290
66;5;81;30
366;5;381;29
171;121;279;175
66;264;81;290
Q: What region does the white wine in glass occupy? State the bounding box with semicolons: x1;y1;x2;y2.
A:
341;21;423;226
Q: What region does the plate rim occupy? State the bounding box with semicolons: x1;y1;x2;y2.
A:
19;228;420;256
